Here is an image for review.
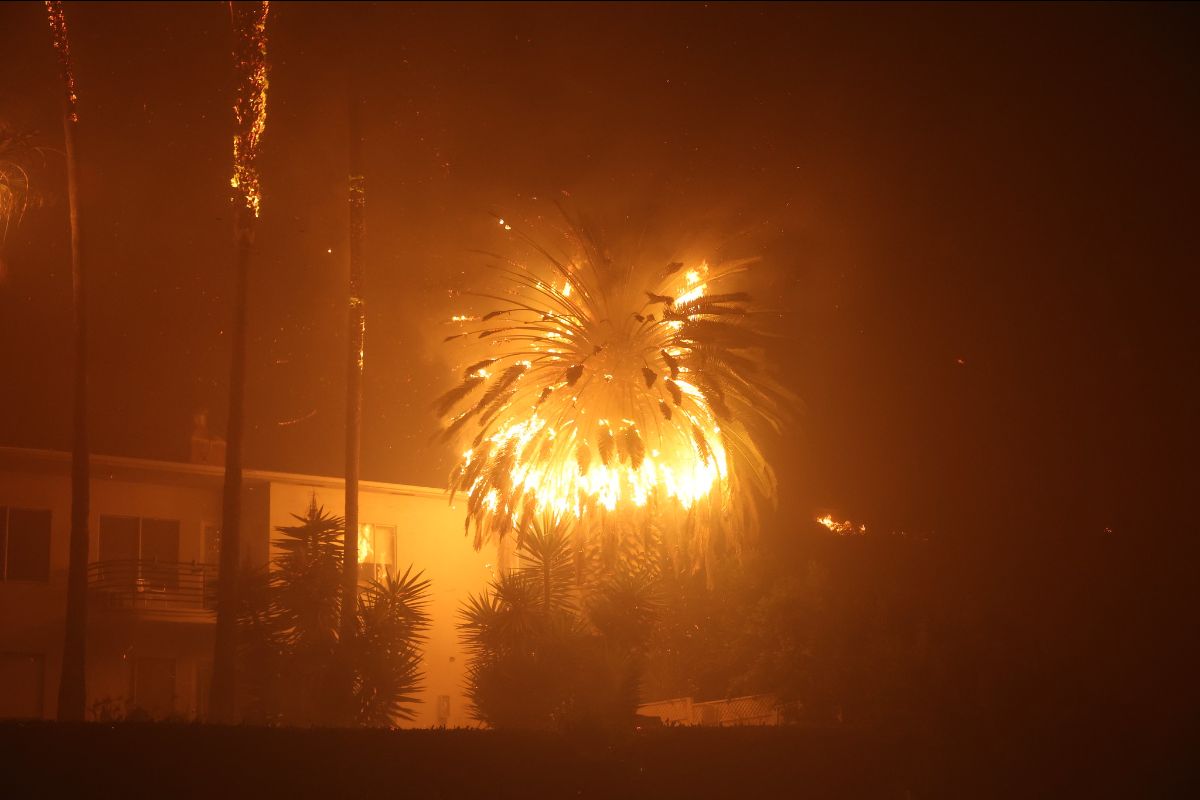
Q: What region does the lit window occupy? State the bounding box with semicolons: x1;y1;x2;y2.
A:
358;523;397;582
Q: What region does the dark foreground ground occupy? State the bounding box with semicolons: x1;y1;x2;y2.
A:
0;719;1192;798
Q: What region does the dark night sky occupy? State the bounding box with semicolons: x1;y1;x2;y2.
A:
1;2;1196;540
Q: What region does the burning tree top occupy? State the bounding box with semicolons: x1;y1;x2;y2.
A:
437;211;792;562
229;1;269;221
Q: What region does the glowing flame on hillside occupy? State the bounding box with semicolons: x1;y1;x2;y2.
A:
817;514;867;535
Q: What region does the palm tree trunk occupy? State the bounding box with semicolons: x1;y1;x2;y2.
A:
211;0;270;723
47;0;89;724
210;213;253;724
339;87;366;723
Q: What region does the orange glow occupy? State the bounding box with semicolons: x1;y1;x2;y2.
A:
357;523;372;563
817;514;866;535
230;1;269;218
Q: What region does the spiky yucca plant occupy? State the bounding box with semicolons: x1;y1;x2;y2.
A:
354;567;431;726
237;500;431;727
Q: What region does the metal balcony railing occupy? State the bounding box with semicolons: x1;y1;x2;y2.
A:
87;559;218;616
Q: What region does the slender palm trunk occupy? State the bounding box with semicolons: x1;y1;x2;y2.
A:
47;0;89;723
210;212;253;723
339;88;366;723
211;0;269;723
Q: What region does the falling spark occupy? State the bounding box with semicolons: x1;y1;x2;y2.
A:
277;408;317;427
229;1;269;219
436;211;792;558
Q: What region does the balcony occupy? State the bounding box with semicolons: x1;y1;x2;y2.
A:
88;560;217;620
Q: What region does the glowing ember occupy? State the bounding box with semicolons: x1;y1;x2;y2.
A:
45;2;78;123
229;1;270;219
817;514;867;535
437;212;791;554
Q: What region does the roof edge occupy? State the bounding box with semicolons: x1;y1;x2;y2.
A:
0;445;446;500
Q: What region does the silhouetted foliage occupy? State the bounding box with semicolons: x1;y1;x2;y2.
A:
640;525;948;726
458;520;662;734
237;499;431;727
354;567;431;725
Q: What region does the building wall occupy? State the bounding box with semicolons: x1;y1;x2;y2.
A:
0;467;71;718
0;461;233;719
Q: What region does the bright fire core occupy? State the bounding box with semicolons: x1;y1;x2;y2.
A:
438;215;788;551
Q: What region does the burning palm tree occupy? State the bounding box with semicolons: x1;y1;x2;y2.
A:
437;209;792;573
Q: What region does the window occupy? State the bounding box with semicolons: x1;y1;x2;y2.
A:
99;515;181;589
0;653;44;719
358;523;396;582
0;507;51;582
132;657;175;718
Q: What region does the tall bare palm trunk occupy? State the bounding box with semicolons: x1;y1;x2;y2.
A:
211;0;270;724
211;210;253;723
47;0;89;723
338;87;366;723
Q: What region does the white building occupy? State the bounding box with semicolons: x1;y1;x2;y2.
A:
0;445;497;727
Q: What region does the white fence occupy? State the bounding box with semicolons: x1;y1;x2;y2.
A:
638;694;791;726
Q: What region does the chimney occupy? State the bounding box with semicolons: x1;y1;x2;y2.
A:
190;409;227;466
